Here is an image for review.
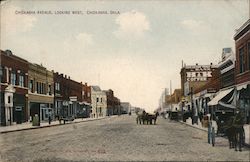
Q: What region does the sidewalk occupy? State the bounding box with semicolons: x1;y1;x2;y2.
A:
179;117;250;146
0;117;107;134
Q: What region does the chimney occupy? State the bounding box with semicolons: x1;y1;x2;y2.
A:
65;75;67;79
196;63;198;66
5;50;13;56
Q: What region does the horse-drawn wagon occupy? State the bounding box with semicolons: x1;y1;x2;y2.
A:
136;111;159;125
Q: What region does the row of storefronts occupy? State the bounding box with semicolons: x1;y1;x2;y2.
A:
0;49;125;126
163;19;250;126
0;50;92;126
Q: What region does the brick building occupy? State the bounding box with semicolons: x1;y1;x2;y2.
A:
82;83;91;104
0;50;29;126
104;89;115;116
180;63;217;97
53;72;83;118
234;19;250;123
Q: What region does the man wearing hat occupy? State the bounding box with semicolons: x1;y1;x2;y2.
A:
233;108;245;151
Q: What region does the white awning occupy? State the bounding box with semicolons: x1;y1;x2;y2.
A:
208;88;234;106
236;82;250;91
204;93;215;98
79;102;91;106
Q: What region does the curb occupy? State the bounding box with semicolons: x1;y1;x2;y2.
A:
0;117;107;134
179;121;208;132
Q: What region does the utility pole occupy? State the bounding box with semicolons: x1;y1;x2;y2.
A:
170;80;172;118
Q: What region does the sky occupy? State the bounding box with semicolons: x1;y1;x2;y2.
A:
0;0;249;112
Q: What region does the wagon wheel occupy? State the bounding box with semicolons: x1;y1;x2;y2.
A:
212;127;215;147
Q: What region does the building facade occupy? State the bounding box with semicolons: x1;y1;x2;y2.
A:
28;63;54;122
0;50;29;126
180;63;217;97
234;19;250;123
91;86;107;118
218;48;235;89
53;72;82;119
120;102;130;114
104;89;115;116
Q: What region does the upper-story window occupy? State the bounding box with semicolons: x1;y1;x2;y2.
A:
101;98;103;103
87;92;90;97
29;80;33;92
48;84;52;95
10;72;16;85
239;47;245;73
55;82;60;91
37;82;46;94
19;75;24;87
96;97;99;102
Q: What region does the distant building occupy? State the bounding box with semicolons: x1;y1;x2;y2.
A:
218;48;235;88
103;89;121;116
120;102;131;114
91;86;107;118
0;50;29;126
180;63;217;97
82;83;91;104
166;89;181;111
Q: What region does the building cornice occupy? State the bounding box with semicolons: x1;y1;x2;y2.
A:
234;19;250;41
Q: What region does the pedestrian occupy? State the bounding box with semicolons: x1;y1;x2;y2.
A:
48;110;52;125
233;108;244;151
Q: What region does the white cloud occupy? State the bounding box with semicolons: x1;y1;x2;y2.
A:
75;33;94;45
181;19;204;31
114;10;150;39
1;5;37;33
63;32;94;55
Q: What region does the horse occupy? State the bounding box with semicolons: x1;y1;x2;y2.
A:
145;112;159;125
224;117;236;149
137;111;159;125
151;112;159;124
136;110;147;125
224;115;244;151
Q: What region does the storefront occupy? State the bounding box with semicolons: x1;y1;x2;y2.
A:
236;83;250;124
